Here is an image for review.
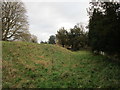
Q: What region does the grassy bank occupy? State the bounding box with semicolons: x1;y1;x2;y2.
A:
2;41;120;88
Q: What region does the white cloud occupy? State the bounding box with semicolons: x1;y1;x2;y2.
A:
23;1;89;42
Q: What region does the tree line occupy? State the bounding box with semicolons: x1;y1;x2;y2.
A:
56;24;88;51
41;24;88;51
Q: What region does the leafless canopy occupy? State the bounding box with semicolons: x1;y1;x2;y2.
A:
1;0;29;41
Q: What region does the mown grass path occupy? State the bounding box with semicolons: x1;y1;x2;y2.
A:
2;41;120;88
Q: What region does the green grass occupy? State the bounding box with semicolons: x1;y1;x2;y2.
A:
2;41;120;88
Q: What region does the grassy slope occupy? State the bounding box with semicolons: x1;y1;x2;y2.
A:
2;41;120;88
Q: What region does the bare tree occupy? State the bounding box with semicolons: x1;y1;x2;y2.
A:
1;0;29;41
30;34;38;43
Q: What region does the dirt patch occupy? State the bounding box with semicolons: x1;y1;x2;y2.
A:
72;64;78;68
34;60;51;67
38;56;44;59
63;64;67;67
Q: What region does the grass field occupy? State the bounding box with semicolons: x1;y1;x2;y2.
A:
2;41;120;88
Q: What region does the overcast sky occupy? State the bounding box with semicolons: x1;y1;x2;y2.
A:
22;0;90;43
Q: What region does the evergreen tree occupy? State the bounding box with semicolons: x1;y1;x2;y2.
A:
88;1;120;57
56;27;68;47
48;35;56;44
